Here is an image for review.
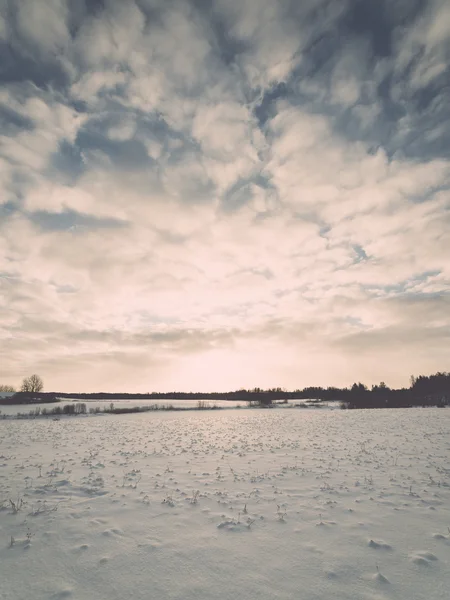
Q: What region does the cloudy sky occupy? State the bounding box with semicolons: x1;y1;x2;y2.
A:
1;0;449;393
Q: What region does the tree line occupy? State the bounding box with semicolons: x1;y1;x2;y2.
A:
1;372;449;409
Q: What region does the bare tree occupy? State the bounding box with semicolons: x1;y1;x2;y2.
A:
0;384;16;392
21;374;44;393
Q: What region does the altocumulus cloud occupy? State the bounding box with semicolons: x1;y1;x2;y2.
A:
0;0;449;392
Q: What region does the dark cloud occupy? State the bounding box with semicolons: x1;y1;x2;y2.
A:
352;245;369;264
0;102;34;135
48;139;87;183
2;0;448;164
222;175;272;212
341;0;425;58
254;83;288;126
0;43;71;90
28;208;128;233
76;128;153;170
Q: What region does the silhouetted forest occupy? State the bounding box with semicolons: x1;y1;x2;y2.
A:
2;371;449;409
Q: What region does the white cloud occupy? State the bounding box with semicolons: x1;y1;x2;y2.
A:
14;0;70;56
213;0;303;88
74;0;145;68
0;89;86;186
71;70;129;106
107;116;137;141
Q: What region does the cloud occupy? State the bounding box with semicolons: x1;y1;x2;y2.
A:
0;0;449;391
13;0;70;57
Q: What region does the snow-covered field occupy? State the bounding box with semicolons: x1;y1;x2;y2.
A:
0;398;249;416
0;398;337;416
1;409;449;600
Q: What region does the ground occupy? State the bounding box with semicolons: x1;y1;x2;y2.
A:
1;408;449;599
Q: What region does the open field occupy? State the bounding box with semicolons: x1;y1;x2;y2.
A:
0;398;246;417
0;398;338;417
1;408;449;599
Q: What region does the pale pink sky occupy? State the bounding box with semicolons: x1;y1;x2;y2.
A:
1;0;449;392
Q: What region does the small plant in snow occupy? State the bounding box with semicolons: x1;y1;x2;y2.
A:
30;499;61;515
364;474;373;487
44;475;56;492
276;505;287;521
55;460;66;474
190;490;200;504
9;497;24;513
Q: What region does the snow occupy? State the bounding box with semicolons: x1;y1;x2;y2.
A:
0;398;249;417
0;398;339;416
1;408;449;599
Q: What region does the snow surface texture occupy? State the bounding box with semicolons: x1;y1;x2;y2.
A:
1;409;449;600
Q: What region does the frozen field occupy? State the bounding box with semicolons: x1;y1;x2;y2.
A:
0;398;337;416
0;398;248;416
1;409;449;600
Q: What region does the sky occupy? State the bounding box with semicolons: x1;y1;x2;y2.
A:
0;0;449;393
